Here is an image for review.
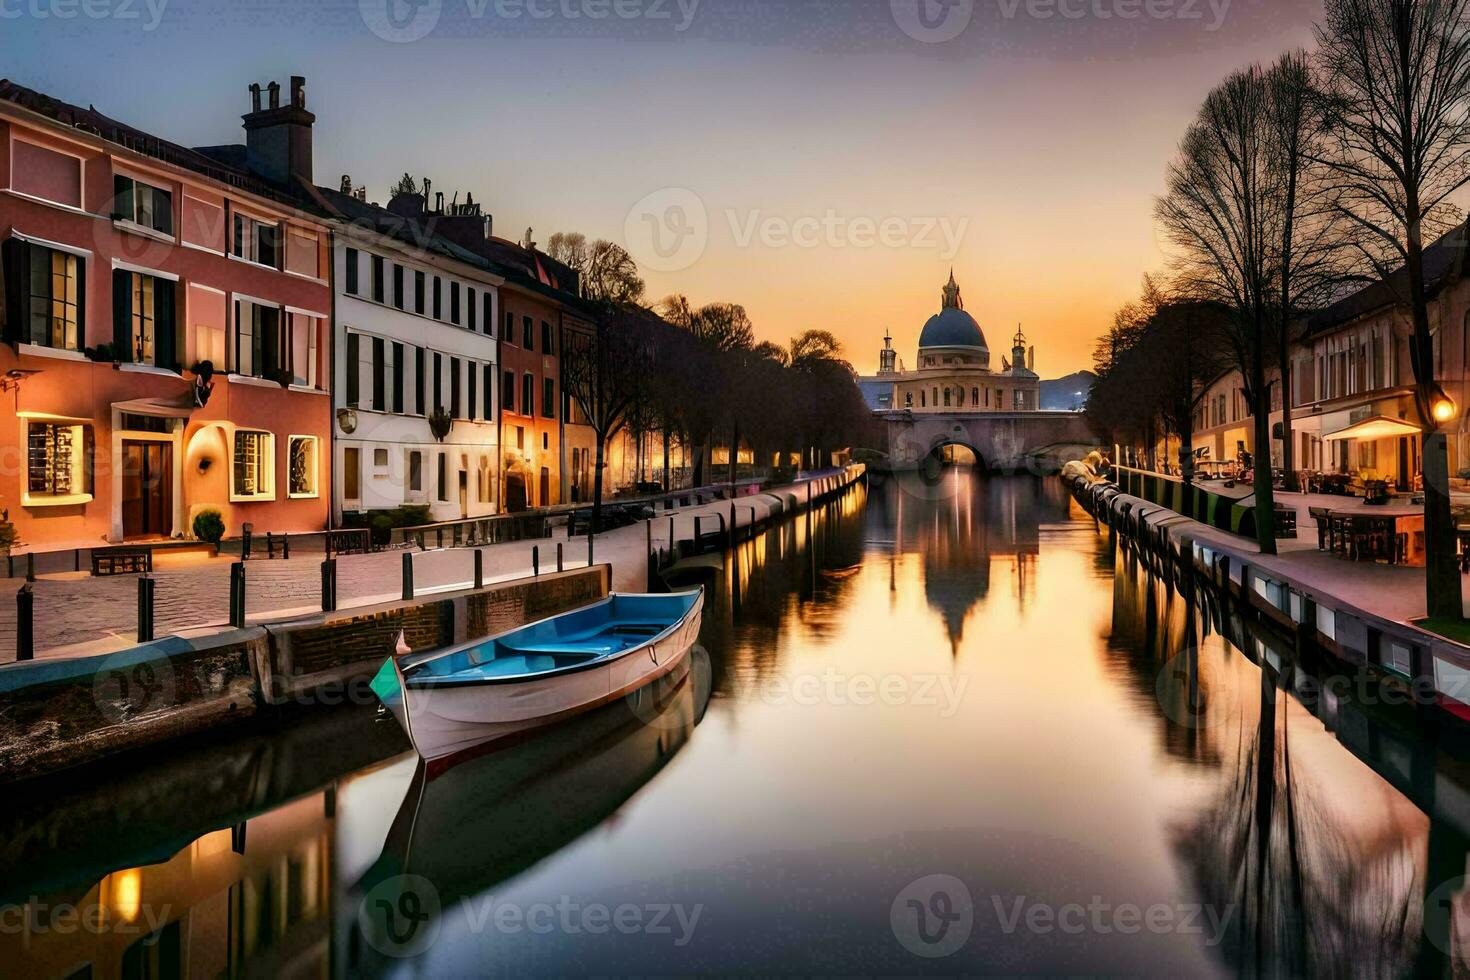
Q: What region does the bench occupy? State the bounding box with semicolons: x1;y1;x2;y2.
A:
326;528;372;556
91;546;153;576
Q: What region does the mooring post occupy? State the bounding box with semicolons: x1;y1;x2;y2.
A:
668;517;675;555
26;552;35;583
533;545;540;577
694;516;702;547
282;533;290;561
474;549;484;589
730;502;737;545
321;559;337;612
229;561;246;628
16;584;34;661
402;553;415;601
588;531;595;566
137;574;155;643
266;531;275;559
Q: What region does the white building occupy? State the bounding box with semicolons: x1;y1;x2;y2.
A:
325;212;503;523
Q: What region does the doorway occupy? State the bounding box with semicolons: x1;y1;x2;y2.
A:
122;440;172;539
539;467;551;508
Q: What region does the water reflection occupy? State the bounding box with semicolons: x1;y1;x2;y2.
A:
14;475;1470;976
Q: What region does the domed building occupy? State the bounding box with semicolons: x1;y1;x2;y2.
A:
861;272;1040;415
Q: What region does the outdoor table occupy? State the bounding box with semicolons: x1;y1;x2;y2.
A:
1323;502;1425;566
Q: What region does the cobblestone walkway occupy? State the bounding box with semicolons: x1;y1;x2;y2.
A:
0;481;833;661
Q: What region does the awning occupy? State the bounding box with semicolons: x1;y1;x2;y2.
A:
1322;415;1422;442
113;396;194;419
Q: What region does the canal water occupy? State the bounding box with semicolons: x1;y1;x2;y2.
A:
6;472;1470;977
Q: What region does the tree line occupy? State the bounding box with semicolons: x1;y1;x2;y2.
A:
544;233;876;531
1088;0;1470;621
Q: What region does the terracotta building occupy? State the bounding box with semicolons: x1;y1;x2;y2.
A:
0;78;333;548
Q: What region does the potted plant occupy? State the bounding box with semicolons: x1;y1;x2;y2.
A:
0;509;19;561
428;407;453;443
192;508;226;555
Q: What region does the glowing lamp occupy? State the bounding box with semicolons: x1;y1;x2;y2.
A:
1432;391;1457;424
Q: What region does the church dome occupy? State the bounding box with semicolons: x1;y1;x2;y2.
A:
918;272;988;352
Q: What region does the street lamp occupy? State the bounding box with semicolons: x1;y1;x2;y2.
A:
1431;387;1457;425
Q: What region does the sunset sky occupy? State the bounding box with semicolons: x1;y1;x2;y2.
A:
6;0;1324;376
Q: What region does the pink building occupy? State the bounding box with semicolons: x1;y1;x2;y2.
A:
0;78;333;549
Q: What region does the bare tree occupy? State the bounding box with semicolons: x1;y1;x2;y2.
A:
560;303;654;531
1316;0;1470;619
1267;50;1363;492
547;233;645;304
1157;64;1285;553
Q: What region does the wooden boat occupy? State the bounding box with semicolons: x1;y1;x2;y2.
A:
369;590;704;766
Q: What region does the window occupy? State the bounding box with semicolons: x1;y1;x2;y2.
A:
232;430;274;500
503;370;516;411
408;450;424;493
112;175;172;235
7;240;84;351
432;276;442;320
345;247;359;294
468;288;477;332
371;255;385;303
505;310;515;342
478;454;492;503
288;435;319;497
523;373;535;417
450;357;462;418
372;337;386;411
542;321;553;354
414;270;426;314
522;316;534;350
392;341;404;412
232;299;281;380
113;270;176;369
289;313;318;388
972;387;979;407
905;392;913;408
437;453;448;501
343;447;361;501
484;365;495;420
375;447;389;467
415;347;426;415
484;293;495;335
345;333;360;407
468;365;477;421
231;213;279;268
433;352;443;411
26;421;90;502
392;264;404;309
451;282;461;325
543;377;555;419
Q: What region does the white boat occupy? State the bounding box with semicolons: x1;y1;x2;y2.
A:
369;589;704;768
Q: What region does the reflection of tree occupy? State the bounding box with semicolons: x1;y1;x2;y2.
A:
1172;665;1425;978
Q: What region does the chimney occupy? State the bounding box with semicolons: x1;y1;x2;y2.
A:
242;75;315;187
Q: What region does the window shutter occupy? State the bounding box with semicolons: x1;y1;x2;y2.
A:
112;268;132;361
73;254;86;351
155;277;176;371
2;237;27;346
345;333;359;407
112;175;133;221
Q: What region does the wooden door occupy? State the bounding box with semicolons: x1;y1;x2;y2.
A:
122;441;171;539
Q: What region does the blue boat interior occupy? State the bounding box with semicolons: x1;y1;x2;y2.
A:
405;592;699;685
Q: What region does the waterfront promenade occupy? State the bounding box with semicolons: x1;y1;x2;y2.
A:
0;474;846;663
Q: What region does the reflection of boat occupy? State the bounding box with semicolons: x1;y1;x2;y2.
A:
820;564;862;580
370;591;704;767
353;648;712;958
660;551;725;586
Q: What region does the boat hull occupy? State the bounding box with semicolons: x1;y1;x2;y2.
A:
377;591;704;765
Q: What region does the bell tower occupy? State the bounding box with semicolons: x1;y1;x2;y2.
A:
878;330;897;376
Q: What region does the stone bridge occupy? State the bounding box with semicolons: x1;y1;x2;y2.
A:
877;410;1101;473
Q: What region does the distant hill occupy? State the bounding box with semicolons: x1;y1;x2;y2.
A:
1039;371;1096;411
